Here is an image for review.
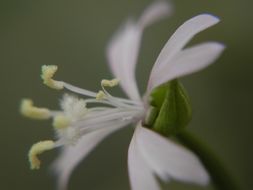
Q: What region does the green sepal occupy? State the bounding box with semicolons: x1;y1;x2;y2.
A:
146;79;192;136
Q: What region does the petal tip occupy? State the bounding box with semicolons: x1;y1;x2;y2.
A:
198;171;210;186
209;42;226;55
198;13;220;23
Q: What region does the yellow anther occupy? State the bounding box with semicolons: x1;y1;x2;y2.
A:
96;90;106;100
28;140;55;170
41;65;64;90
20;99;50;120
101;78;120;87
53;115;70;129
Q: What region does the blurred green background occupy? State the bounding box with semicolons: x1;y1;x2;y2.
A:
0;0;252;189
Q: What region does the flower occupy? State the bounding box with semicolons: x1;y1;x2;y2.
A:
21;1;225;190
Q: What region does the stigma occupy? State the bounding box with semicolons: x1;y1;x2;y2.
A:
20;99;51;120
22;65;144;169
28;140;55;169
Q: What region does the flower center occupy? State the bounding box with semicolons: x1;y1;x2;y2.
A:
55;83;145;146
21;65;145;169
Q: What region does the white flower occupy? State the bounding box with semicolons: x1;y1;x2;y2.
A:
21;1;225;190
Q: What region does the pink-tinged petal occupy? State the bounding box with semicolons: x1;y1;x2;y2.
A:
107;23;142;101
149;42;225;90
128;128;161;190
106;1;172;101
136;125;209;186
52;124;127;190
138;0;173;28
151;14;220;72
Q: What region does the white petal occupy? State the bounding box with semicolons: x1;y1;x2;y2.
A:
151;14;220;73
106;1;172;101
52;125;126;190
135;125;209;185
138;0;173;29
149;42;225;90
106;23;142;101
128;129;161;190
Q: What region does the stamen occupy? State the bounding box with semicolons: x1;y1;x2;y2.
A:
76;109;142;130
96;90;106;100
79;118;133;136
22;64;146;171
41;65;64;90
28;140;55;170
99;78;138;108
20;99;51;120
53;115;70;129
62;82;97;97
101;78;120;87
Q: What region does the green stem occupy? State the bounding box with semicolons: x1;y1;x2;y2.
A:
176;131;240;190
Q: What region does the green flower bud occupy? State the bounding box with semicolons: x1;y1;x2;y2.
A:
145;79;192;136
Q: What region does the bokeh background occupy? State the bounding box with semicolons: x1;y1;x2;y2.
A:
1;0;252;189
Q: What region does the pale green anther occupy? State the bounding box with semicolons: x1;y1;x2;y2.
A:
146;79;192;136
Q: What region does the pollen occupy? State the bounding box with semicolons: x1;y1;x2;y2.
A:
53;115;70;129
28;140;55;170
20;99;51;120
96;90;106;100
101;78;120;87
41;65;64;90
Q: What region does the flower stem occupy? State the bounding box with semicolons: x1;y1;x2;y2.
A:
176;130;240;190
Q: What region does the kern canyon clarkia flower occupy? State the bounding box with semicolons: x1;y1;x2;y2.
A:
21;1;224;190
